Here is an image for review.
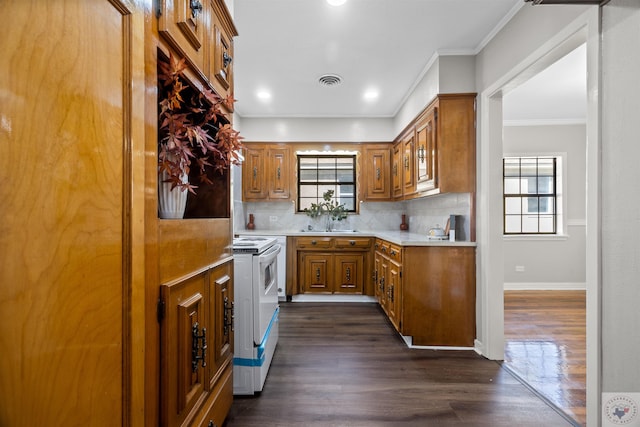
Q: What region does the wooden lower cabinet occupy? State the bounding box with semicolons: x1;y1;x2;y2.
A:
374;239;476;347
159;259;234;427
374;240;403;330
294;237;372;295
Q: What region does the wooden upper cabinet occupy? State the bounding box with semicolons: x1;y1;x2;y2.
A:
242;145;268;200
268;147;291;199
415;105;437;193
209;0;238;103
393;93;476;199
160;0;238;101
402;132;416;198
242;143;292;201
392;141;403;199
159;0;207;74
363;146;391;201
436;94;476;194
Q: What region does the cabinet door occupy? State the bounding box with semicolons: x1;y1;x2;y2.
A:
403;133;416;196
374;251;385;304
242;146;267;200
416;107;437;192
209;0;237;102
334;254;364;294
387;260;402;331
268;147;291;200
299;253;333;293
392;142;403;198
159;0;207;75
364;148;391;200
207;262;233;390
160;273;208;427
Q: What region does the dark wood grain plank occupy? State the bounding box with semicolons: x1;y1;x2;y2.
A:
227;302;574;426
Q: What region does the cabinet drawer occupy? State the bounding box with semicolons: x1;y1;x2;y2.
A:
334;237;371;249
387;244;402;263
296;237;333;249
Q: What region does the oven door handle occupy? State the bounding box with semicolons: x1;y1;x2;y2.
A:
258;244;281;264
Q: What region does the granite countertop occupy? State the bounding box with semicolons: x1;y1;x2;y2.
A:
234;229;476;247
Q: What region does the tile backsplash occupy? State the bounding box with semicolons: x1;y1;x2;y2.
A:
233;192;471;240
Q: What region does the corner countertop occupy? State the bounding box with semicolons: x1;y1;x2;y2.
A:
234;229;476;247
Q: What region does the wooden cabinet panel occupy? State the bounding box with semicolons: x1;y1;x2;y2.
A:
159;0;207;75
402;246;476;347
294;237;372;295
364;147;391;200
403;133;416;197
300;253;333;293
268;147;291;199
416;106;437;192
436;95;476;194
242;143;292;201
160;273;208;427
387;260;402;331
209;0;237;101
242;146;267;200
392;142;403;199
334;254;364;294
208;262;233;390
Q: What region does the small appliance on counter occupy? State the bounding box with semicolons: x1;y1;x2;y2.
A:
427;224;447;240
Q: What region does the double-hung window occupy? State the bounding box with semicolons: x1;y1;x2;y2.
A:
503;156;557;234
297;155;356;212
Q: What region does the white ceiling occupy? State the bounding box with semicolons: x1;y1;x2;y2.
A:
232;0;586;122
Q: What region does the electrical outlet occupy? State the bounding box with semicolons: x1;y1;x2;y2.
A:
269;216;278;222
515;266;525;272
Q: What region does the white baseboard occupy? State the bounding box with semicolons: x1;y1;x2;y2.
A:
504;282;586;291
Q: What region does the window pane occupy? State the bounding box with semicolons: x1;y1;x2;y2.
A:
523;177;537;194
539;196;555;214
524;197;538;214
504;158;520;177
299;158;317;169
538;176;554;194
337;169;354;182
505;215;521;233
520;158;537;176
318;169;335;182
504;177;520;194
505;197;521;214
341;198;355;211
299;169;317;182
538;158;555;176
539;216;555;233
299;185;318;198
522;215;539;233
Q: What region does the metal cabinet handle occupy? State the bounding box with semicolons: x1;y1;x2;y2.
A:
191;322;207;372
393;163;398;176
404;156;409;170
345;267;351;282
316;268;321;282
349;240;356;246
208;421;217;427
277;166;281;180
311;240;317;245
376;167;381;180
223;51;233;68
390;250;396;256
190;0;203;18
253;166;257;179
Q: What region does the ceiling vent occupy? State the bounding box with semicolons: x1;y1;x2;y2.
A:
318;74;343;87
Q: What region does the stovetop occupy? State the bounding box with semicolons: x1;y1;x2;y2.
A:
232;236;277;254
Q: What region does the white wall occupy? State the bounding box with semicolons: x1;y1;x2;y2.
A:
601;0;640;394
503;124;586;288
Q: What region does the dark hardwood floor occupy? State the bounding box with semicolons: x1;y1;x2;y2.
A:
503;290;586;426
226;302;575;426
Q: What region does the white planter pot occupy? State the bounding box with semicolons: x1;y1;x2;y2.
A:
158;170;188;219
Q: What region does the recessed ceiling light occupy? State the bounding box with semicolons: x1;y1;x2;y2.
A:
256;90;271;101
326;0;346;6
363;90;379;101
